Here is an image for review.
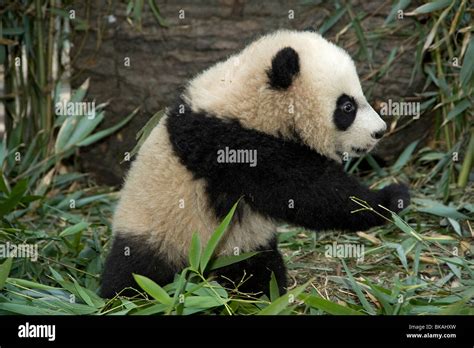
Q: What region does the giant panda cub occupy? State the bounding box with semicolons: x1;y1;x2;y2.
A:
100;29;410;298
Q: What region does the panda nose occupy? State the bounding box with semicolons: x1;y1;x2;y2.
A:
372;129;386;139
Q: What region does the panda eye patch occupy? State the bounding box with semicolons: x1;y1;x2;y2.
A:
333;94;357;131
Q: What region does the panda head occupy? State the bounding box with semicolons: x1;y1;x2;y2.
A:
185;30;387;162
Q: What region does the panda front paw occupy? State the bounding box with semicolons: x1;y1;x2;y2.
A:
379;183;410;214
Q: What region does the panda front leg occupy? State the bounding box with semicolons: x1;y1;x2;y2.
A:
244;173;410;233
212;236;287;297
212;158;410;233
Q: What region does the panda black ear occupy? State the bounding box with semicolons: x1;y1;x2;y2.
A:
267;47;300;90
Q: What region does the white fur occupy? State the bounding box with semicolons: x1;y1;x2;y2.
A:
186;29;386;161
113;30;387;263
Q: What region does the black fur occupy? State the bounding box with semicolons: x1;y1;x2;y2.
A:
333;94;358;131
167;100;410;231
101;100;410;298
213;236;287;296
101;232;286;298
100;234;179;298
267;47;300;90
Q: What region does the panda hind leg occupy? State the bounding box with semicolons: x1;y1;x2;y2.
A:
100;233;178;298
212;237;287;297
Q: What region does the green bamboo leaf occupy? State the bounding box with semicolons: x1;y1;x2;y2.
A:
148;0;168;27
133;303;168;315
63;111;104;148
442;99;471;126
0;178;29;217
0;170;10;194
133;274;172;305
73;193;114;208
413;198;468;220
184;296;225;309
319;7;346;35
55;116;79;154
0;303;61;315
59;221;90;237
200;200;241;272
363;279;394;314
391;140;419;173
409;0;451;14
386;243;409;271
71;278;95;307
365;154;387;177
70;78;90;104
55;78;92;152
384;0;411;25
132;0;144;27
169;268;189;315
189;233;201;271
341;259;376;315
7;278;59;291
460;37;474;88
301;294;364;315
77;107;139;147
269;272;280;302
0;258;13;290
258;283;307;315
392;213;424;241
208;251;259;271
126;109;164;161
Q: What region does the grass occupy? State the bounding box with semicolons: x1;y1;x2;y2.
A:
0;1;472;315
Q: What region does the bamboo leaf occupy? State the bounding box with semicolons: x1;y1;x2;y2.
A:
207;251;259;271
413;198;468;220
258;283;307;315
384;0;411;25
391;140;419;173
183;296;225;309
269;272;280;302
319;7;346;35
148;0;168;27
0;179;29;217
460;37;474;88
0;258;13;290
189;233;201;271
442;99;471;126
200;200;241;272
133;274;172;305
127;109;164;161
301;294;364;315
77;107;139;147
409;0;451;15
341;259;376;315
59;221;89;237
63;112;104;149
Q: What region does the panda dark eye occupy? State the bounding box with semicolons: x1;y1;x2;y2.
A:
342;101;355;114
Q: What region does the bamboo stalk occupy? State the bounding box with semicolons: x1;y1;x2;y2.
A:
457;131;474;188
46;0;55;151
35;0;47;140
